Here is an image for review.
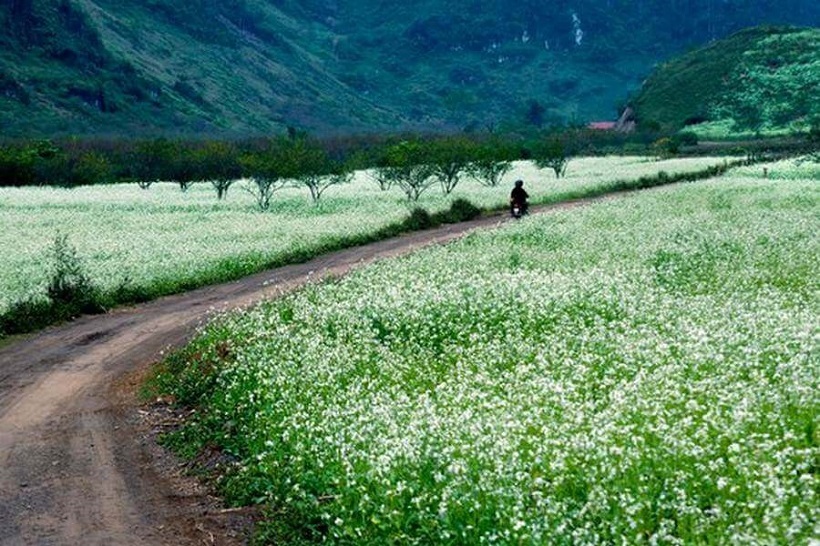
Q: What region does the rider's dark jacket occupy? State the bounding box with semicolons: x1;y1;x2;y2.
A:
510;186;529;204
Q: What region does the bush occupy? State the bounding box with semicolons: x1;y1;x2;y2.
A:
436;198;482;224
0;297;55;335
46;234;98;307
674;132;699;147
403;207;434;231
0;235;104;336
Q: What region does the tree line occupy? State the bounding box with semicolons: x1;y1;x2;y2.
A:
0;130;580;188
3;128;812;201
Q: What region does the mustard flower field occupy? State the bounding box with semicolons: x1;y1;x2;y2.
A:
156;175;819;545
0;156;727;317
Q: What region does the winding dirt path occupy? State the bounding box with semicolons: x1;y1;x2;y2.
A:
0;198;609;545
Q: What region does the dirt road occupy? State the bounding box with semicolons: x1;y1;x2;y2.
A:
0;198;610;545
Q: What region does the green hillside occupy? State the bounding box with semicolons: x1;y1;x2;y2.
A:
632;26;820;137
0;0;398;137
1;1;818;138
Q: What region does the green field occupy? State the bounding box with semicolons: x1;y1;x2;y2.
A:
154;168;818;544
0;156;730;320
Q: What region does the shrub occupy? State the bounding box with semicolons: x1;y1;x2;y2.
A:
402;207;434;231
438;198;482;223
46;233;102;313
674;131;699;147
0;234;103;336
0;297;55;335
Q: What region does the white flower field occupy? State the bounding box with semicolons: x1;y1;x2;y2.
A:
0;156;730;317
155;168;818;544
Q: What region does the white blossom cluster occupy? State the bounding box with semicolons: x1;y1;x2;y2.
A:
171;177;818;544
0;157;726;315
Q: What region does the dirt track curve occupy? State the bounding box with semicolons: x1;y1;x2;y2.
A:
0;198;609;545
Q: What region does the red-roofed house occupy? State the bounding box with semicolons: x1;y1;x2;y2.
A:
587;121;616;130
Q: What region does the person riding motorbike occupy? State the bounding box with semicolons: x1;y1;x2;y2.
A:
510;179;529;217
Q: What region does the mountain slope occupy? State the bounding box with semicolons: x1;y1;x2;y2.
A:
0;0;401;137
1;0;818;138
632;26;820;135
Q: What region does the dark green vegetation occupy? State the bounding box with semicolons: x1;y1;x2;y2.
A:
7;124;811;191
0;132;596;189
632;26;820;135
1;1;818;137
0;234;103;335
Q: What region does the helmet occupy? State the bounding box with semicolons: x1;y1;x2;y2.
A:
514;179;523;187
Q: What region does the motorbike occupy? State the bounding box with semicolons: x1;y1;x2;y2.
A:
510;199;527;219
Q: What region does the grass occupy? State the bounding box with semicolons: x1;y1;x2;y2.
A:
0;156;730;336
152;172;819;544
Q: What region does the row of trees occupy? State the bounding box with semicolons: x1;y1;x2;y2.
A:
0;132;577;205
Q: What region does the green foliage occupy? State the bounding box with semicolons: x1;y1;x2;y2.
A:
427;136;476;195
0;233;102;336
634;26;820;135
3;1;818;138
710;30;820;131
674;132;699;147
525;99;547;128
651;137;679;159
384;140;437;201
46;233;97;306
402;207;434;231
440;197;482;223
280;137;354;203
533;136;572;178
130;138;178;188
464;138;516;188
191;141;241;199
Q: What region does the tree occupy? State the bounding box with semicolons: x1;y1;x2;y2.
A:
369;166;396;191
428;136;476;195
240;140;290;211
280;137;352;203
804;119;820;162
132;138;176;189
467;139;514;187
193;141;242;200
533;136;572;178
385;140;436;201
363;147;397;191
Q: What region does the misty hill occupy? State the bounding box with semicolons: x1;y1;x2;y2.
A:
632;26;820;136
1;0;818;138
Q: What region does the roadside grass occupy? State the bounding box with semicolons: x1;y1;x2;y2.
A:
152;176;818;545
0;156;733;336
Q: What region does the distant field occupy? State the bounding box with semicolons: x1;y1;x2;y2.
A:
155;174;819;544
0;156;728;317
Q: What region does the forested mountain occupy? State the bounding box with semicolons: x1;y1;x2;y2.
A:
1;0;818;138
633;26;820;135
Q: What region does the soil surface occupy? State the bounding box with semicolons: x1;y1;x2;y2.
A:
0;198;606;545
